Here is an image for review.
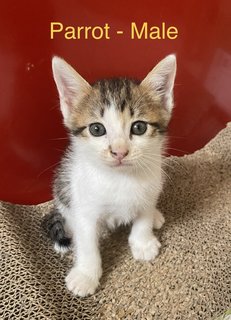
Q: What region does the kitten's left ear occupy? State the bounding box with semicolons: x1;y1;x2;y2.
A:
141;54;177;112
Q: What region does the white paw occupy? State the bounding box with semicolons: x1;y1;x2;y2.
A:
153;209;165;229
65;267;100;297
129;236;161;261
54;243;70;255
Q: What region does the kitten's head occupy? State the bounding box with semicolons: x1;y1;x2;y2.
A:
52;55;176;172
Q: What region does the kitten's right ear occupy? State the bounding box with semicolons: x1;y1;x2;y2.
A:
52;56;91;127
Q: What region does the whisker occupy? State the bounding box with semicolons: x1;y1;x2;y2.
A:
49;137;69;141
163;157;187;173
166;135;186;140
54;148;66;153
136;161;162;190
136;151;174;181
144;154;185;174
165;147;188;154
142;148;187;172
145;159;173;183
37;161;60;178
135;153;172;184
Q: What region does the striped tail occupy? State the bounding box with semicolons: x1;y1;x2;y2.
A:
42;208;71;253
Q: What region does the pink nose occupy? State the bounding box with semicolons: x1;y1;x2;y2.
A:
110;150;129;161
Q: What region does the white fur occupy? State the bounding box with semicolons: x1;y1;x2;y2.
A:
64;161;164;296
60;107;165;297
54;243;69;255
52;55;176;297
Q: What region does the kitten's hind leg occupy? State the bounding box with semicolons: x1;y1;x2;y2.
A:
42;207;72;254
153;208;165;229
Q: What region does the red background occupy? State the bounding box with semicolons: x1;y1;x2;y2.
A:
0;0;230;204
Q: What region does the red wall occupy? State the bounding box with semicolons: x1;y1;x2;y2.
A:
0;0;230;204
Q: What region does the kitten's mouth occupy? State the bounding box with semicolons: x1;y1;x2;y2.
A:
110;160;132;168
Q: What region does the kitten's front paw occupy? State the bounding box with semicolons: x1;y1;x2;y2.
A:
153;209;165;229
65;267;100;297
129;236;161;261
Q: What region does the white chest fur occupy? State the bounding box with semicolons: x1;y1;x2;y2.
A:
70;158;162;226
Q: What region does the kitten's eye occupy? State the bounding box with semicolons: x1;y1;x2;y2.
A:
131;121;147;135
89;123;106;137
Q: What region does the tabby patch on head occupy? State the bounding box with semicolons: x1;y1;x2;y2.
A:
52;55;176;169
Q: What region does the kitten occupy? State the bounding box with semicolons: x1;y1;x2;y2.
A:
43;54;176;297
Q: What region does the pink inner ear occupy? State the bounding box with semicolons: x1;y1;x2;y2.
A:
59;76;75;98
145;56;176;98
63;97;72;108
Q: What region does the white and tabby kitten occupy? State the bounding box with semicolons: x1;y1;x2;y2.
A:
44;54;176;297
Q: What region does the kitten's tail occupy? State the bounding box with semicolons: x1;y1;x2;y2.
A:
42;208;71;253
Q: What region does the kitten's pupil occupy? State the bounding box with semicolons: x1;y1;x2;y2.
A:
89;123;106;137
131;121;147;135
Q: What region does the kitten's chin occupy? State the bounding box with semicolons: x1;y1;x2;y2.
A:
103;160;133;169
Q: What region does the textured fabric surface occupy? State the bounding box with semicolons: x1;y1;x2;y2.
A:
215;309;231;320
1;123;231;320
